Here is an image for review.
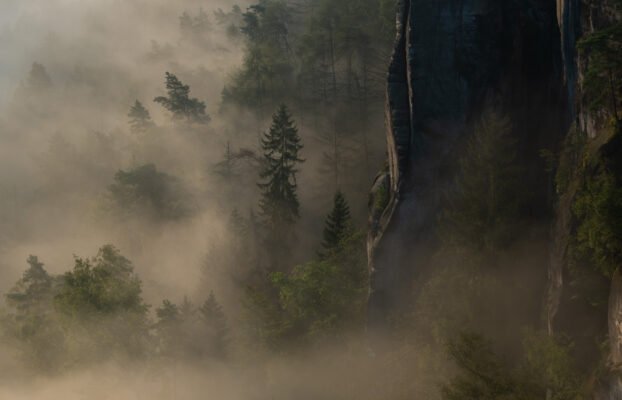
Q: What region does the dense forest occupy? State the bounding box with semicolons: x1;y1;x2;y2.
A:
0;0;621;399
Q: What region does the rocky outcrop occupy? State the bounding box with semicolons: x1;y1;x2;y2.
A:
609;271;622;398
547;5;622;397
369;0;567;326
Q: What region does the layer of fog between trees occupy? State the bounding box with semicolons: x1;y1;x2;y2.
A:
0;0;391;298
0;0;594;399
0;0;399;398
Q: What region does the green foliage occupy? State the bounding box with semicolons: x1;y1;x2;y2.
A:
108;163;189;220
320;191;352;257
127;100;153;133
6;256;54;312
578;22;622;120
154;299;181;356
50;246;149;363
200;291;229;359
441;110;522;251
180;8;211;41
55;245;147;317
297;0;392;104
520;331;582;400
254;230;367;348
155;294;229;360
258;105;304;268
155;297;199;359
224;0;393;113
223;0;294;111
573;167;622;277
407;256;498;345
555;126;587;194
214;5;244;39
442;333;516;400
443;331;583;400
154;72;210;124
3;256;64;370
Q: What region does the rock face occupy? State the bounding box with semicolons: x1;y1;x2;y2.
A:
368;0;567;325
549;4;622;397
371;0;622;395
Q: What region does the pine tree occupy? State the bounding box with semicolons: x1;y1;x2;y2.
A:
128;100;153;133
320;191;351;256
200;291;229;358
4;256;64;370
258;105;304;268
224;1;295;111
156;300;179;324
154;72;210;124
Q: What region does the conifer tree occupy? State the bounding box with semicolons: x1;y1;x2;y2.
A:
128;100;153;133
258;105;304;268
156;300;179;324
6;256;53;310
200;291;229;358
441;110;521;250
320;191;351;256
154;72;210;124
4;256;64;370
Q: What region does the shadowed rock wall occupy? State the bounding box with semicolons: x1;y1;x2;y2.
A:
368;0;566;326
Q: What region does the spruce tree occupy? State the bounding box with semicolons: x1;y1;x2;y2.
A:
200;291;229;358
154;72;210;124
258;105;304;268
128;100;153;133
320;190;351;256
156;300;179;324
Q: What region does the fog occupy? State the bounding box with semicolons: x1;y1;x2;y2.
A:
0;0;249;297
0;0;566;399
0;0;403;398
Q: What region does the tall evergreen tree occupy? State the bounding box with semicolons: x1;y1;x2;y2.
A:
320;191;351;256
4;256;64;370
258;105;304;268
223;1;294;112
128;100;153;133
154;299;180;357
200;291;229;358
154;72;210;124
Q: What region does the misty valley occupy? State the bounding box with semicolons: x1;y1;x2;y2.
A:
1;0;622;399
